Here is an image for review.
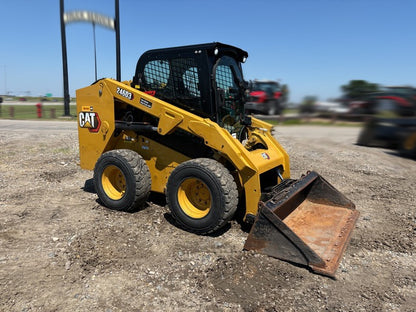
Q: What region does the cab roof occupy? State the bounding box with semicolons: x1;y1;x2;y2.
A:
139;42;248;63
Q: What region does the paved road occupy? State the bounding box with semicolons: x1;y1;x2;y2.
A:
0;119;77;132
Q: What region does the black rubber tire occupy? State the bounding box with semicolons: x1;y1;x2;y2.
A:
267;100;281;115
93;149;151;212
356;126;374;146
166;158;238;235
267;105;277;115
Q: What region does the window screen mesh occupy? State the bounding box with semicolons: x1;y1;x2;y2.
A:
216;65;235;92
143;58;202;110
143;60;169;89
216;65;238;109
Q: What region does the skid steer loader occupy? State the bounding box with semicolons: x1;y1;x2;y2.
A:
76;42;359;277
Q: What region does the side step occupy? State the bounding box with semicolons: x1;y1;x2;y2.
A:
244;171;359;277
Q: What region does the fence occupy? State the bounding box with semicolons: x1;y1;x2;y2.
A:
0;104;76;120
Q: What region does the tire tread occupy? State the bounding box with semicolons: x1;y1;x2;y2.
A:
166;158;238;234
94;149;151;212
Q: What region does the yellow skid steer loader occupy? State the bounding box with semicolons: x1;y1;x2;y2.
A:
76;43;359;277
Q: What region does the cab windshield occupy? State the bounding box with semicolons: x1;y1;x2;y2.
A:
214;56;246;128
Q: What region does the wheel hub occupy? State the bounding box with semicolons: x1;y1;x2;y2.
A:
178;178;211;218
102;165;126;200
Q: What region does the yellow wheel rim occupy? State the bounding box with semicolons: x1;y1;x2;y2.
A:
177;178;211;219
403;133;416;151
102;165;126;200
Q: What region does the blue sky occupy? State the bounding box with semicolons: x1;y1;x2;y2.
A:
0;0;415;102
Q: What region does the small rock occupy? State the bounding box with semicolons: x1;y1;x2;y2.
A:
361;293;371;300
214;242;223;248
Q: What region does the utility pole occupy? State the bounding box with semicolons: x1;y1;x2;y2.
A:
115;0;121;81
93;22;98;81
3;65;7;96
60;0;71;116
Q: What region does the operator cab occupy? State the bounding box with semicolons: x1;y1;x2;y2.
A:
132;42;250;132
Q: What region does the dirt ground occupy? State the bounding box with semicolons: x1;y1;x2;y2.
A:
0;120;415;311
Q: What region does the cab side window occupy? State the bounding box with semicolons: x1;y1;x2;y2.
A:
183;66;200;97
142;58;203;112
143;60;169;90
215;56;244;117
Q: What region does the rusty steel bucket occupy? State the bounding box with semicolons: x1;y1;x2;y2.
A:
244;171;359;277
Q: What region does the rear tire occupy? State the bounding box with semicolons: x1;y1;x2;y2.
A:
267;105;277;115
166;158;238;234
94;149;151;212
268;100;281;115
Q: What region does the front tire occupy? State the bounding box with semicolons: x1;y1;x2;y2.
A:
267;105;277;115
94;149;151;212
166;158;238;234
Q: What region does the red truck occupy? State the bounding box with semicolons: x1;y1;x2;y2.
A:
244;80;284;115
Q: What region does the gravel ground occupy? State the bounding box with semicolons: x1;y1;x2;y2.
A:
0;120;414;311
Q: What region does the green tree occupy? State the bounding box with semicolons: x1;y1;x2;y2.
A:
299;96;317;113
341;80;379;100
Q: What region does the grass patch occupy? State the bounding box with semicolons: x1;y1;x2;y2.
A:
282;108;299;115
0;104;77;120
263;117;362;127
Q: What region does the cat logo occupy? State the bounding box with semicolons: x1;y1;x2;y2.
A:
79;111;101;132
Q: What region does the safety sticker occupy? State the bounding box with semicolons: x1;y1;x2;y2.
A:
81;105;93;112
140;98;152;108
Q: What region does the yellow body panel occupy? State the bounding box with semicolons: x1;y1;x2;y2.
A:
77;81;117;169
114;134;190;193
76;78;290;219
